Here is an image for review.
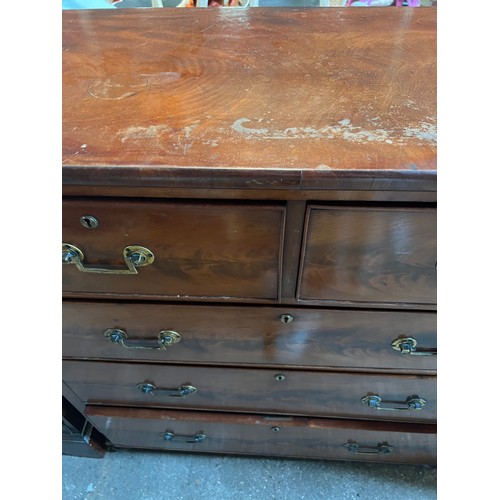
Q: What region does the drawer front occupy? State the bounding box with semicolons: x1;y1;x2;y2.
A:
298;206;437;306
63;302;436;372
85;406;437;464
62;200;284;300
63;361;436;422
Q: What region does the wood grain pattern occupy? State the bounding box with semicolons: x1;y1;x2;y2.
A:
281;201;307;298
61;7;438;464
63;301;436;372
63;360;436;423
85;406;436;464
298;205;436;306
62;8;436;189
63;199;284;300
62;185;439;203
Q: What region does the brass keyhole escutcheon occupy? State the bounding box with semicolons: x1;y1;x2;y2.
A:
279;314;294;324
80;215;99;229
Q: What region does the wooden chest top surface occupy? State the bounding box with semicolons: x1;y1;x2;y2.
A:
62;8;436;185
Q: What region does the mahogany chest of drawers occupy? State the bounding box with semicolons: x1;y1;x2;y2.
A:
62;7;437;464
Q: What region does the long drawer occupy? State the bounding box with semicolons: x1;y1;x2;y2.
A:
63;361;436;423
85;406;437;465
63;302;436;372
62;199;284;301
298;205;437;307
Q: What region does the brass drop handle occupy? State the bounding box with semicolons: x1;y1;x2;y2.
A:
104;328;181;350
163;431;207;444
391;337;437;356
62;243;154;274
137;382;197;398
343;440;394;455
361;394;427;411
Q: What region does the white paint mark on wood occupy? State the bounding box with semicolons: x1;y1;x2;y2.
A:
231;118;389;143
183;124;198;155
231;118;269;135
118;125;173;142
230;117;436;145
403;122;437;142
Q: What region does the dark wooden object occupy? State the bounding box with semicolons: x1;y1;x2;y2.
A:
62;8;436;178
64;360;436;422
62;397;106;458
63;199;285;300
63;302;436;372
298;206;437;307
62;7;436;463
86;406;437;465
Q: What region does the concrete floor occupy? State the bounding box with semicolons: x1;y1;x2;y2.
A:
63;449;437;499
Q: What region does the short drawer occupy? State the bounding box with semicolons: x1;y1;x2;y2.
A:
62;199;284;301
298;206;436;307
63;302;436;372
85;406;437;464
63;361;436;423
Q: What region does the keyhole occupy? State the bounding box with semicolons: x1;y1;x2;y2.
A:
279;314;294;324
80;215;99;229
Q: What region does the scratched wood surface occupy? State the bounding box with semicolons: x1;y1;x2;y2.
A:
62;301;437;372
62;8;436;186
298;205;437;306
86;406;437;464
62;199;284;300
63;359;436;422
